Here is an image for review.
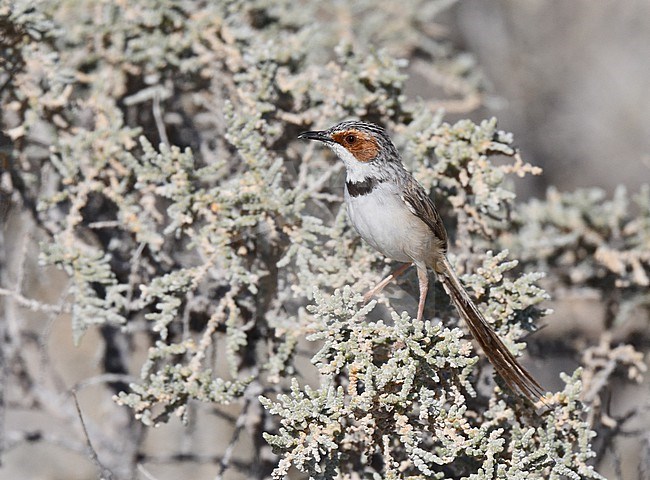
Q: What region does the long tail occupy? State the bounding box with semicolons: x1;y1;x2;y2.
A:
438;257;545;404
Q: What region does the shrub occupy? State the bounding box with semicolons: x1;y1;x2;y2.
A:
1;1;647;478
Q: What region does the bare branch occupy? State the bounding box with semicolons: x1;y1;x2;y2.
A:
0;287;70;314
72;391;116;480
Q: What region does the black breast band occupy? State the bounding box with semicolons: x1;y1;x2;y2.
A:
346;177;385;197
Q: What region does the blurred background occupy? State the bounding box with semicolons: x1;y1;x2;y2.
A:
1;0;649;479
449;0;650;195
454;4;650;477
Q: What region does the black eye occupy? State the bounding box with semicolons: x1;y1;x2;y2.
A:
345;134;356;144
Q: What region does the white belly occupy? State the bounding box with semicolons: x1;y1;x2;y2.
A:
346;184;435;265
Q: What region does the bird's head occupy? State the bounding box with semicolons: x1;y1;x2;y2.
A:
298;121;400;174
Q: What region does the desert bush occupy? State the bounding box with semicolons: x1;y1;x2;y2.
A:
1;1;647;479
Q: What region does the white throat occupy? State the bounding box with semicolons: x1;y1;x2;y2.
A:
329;143;375;183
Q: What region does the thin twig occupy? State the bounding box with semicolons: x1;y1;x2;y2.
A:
69;373;138;392
5;429;88;455
0;292;5;465
14;228;30;293
126;242;146;307
214;396;252;480
72;390;115;480
180;401;197;459
137;463;161;480
0;287;70;314
640;432;650;480
139;452;249;469
610;440;623;480
153;89;170;146
88;220;121;229
38;313;69;392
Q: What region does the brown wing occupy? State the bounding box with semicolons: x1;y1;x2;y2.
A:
400;178;448;251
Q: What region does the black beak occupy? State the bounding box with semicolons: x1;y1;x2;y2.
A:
298;130;333;143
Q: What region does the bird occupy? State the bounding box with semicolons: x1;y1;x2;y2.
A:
298;120;545;404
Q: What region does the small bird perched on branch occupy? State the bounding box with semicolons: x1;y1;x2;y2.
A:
299;120;544;404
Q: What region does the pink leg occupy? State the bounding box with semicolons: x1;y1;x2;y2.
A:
363;263;412;303
416;266;429;321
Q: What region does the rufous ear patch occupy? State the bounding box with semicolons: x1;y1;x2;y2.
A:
332;130;379;162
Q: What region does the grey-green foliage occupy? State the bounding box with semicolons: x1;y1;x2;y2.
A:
2;0;648;478
260;288;601;479
508;186;650;288
498;185;650;335
404;114;542;242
